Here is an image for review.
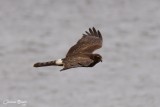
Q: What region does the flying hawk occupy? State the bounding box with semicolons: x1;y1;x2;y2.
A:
33;27;102;71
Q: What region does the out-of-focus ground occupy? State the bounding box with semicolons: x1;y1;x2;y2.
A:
0;0;160;107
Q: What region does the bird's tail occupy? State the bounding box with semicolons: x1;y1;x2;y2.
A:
33;60;63;67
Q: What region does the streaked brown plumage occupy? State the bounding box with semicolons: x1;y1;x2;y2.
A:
33;27;102;71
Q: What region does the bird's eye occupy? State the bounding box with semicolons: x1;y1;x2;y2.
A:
96;55;100;58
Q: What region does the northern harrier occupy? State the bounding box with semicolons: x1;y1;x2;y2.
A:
33;27;102;71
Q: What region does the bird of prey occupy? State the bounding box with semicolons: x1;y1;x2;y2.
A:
33;27;102;71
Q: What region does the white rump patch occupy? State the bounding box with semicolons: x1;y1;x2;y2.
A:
55;59;63;65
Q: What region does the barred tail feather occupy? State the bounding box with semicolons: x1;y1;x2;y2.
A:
33;60;63;67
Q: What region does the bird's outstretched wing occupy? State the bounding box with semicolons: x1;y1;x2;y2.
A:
66;27;102;57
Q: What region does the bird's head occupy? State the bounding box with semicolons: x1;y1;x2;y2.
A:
93;54;102;62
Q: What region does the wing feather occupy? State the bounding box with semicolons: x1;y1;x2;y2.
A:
66;27;102;57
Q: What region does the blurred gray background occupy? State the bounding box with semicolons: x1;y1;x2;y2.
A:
0;0;160;107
